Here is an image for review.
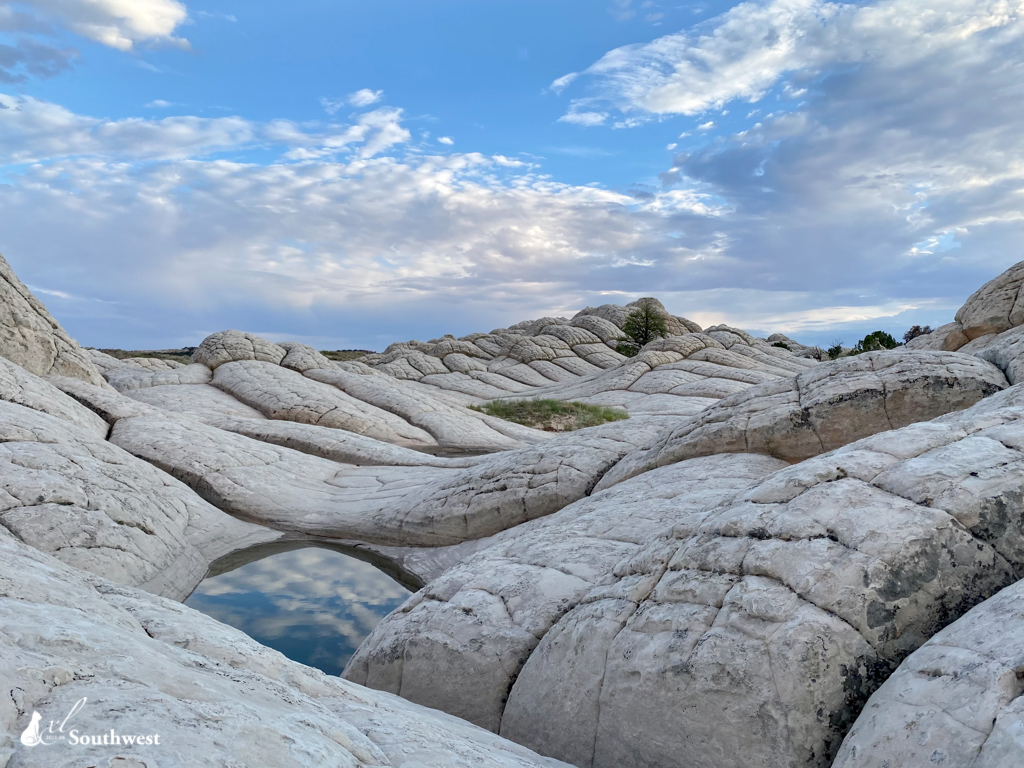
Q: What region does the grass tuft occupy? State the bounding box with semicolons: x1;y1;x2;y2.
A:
321;349;375;362
470;399;629;432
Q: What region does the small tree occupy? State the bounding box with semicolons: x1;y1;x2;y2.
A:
616;301;669;356
851;330;899;355
903;325;933;344
827;340;845;360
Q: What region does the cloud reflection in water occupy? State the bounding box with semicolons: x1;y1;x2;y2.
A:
185;547;410;676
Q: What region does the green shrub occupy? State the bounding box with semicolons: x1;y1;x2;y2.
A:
771;341;791;351
850;330;899;355
827;340;845;360
615;341;640;357
470;399;629;432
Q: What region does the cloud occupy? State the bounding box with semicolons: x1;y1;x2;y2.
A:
0;93;254;162
0;94;417;164
348;88;383;107
0;93;730;348
319;96;345;115
558;109;607;126
17;0;190;51
195;10;237;22
562;0;1022;117
549;72;578;94
145;99;174;108
3;0;1024;355
609;0;635;22
0;36;76;82
437;136;453;145
321;89;384;115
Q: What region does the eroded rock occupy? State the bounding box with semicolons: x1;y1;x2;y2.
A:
597;349;1007;490
0;251;105;385
0;530;570;767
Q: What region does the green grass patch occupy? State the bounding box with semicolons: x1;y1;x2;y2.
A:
470;399;629;432
321;349;375;362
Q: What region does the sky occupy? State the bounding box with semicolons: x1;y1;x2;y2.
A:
0;0;1021;351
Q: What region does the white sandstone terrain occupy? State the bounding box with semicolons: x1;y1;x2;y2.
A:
3;250;1024;767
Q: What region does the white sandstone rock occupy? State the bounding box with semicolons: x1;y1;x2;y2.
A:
0;251;106;385
212;359;438;447
596;349;1008;490
834;577;1024;768
344;453;786;732
192;329;288;369
0;531;570;768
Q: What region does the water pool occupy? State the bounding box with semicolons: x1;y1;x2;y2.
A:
185;545;411;676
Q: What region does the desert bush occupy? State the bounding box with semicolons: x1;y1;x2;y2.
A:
850;330;899;355
827;340;845;360
903;325;933;344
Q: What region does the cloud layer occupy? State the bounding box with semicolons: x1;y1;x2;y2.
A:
1;0;1022;351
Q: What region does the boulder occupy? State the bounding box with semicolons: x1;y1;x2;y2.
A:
278;341;338;372
191;329;288;369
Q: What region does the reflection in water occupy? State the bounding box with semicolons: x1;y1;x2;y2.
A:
185;546;410;676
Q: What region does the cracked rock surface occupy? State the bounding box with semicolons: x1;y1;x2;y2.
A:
596;349;1008;490
350;384;1024;767
343;453;786;732
833;575;1024;767
0;370;277;602
108;405;677;546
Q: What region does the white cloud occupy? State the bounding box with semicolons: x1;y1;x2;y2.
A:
19;0;190;51
0;93;729;348
320;89;384;115
145;99;173;108
0;93;253;161
348;88;383;107
549;72;578;94
564;0;1023;117
319;96;345;115
437;136;453;145
558;110;607;126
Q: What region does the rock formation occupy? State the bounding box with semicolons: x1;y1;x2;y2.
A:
0;251;105;385
5;253;1024;767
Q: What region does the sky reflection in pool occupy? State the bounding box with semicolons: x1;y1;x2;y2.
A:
185;547;410;676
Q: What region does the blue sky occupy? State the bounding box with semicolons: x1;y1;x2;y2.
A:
1;0;1022;351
